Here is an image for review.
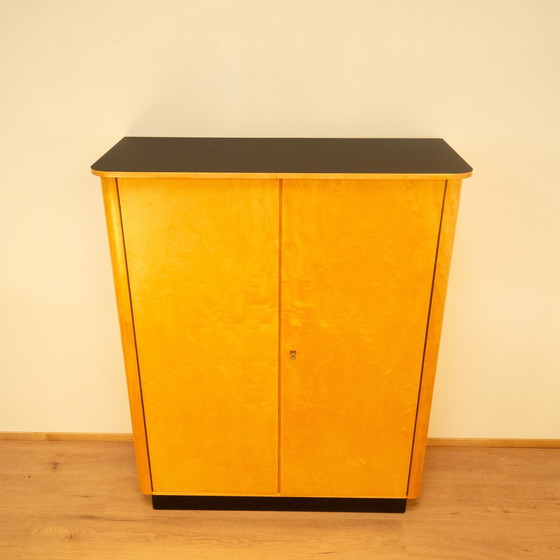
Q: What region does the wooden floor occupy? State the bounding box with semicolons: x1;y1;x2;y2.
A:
1;441;559;559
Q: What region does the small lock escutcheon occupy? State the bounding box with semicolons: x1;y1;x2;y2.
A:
289;350;297;360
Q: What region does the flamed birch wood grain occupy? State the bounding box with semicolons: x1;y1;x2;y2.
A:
117;177;280;496
280;179;445;498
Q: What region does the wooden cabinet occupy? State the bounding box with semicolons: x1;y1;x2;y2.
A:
92;138;472;512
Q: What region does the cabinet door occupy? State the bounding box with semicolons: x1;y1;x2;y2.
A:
118;178;280;495
280;179;445;497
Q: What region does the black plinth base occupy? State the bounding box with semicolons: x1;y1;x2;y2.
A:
152;495;407;513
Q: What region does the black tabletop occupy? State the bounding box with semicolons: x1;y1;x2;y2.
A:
91;137;472;175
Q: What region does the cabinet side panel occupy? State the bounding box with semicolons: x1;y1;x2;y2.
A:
119;178;279;496
100;178;152;494
280;179;445;498
407;179;463;498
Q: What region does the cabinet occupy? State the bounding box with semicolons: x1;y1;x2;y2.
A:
92;138;472;512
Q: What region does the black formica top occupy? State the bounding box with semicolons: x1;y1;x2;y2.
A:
91;137;472;176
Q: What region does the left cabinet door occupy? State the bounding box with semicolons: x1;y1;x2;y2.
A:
118;177;280;495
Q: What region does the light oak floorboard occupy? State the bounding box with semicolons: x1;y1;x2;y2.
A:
1;441;559;559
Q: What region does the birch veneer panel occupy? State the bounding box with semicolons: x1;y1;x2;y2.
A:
92;137;472;512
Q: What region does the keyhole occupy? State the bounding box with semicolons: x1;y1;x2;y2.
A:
289;350;297;360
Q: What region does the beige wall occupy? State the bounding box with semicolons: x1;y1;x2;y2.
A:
1;1;559;438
